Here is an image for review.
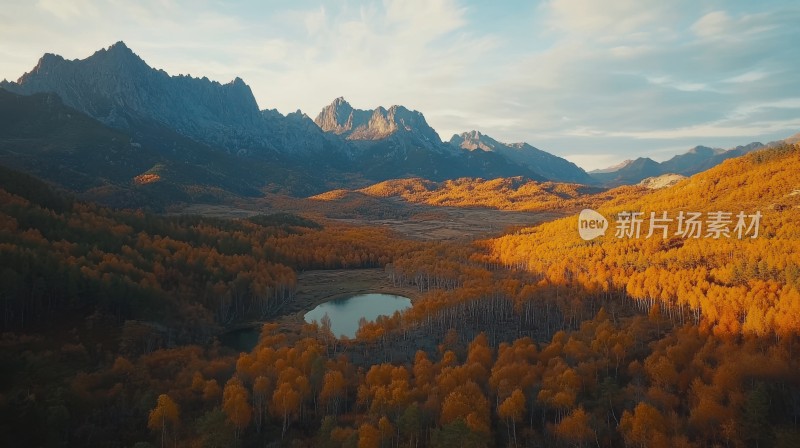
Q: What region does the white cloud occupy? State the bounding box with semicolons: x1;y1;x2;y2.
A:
594;118;800;140
692;11;732;38
385;0;467;37
304;6;327;36
722;70;770;83
609;45;654;59
545;0;669;38
36;0;98;20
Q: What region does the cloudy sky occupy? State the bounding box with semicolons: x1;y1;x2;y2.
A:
1;0;799;170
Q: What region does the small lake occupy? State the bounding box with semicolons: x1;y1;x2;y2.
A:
220;293;412;352
304;293;412;339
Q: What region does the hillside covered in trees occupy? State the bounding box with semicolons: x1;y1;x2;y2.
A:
1;144;800;448
313;177;638;213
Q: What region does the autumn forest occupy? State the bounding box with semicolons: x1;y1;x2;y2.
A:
2;143;800;448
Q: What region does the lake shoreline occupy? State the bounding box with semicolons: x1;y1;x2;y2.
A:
221;268;420;338
304;293;412;339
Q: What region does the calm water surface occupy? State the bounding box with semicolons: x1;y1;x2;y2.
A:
304;293;411;338
221;293;412;352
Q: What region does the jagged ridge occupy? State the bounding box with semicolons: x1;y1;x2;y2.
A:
449;130;594;184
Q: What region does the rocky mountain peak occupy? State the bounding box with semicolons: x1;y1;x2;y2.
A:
314;98;441;145
314;97;359;135
227;76;246;86
0;42;271;153
27;53;65;78
108;40;130;51
686;145;723;156
332;96;350;107
88;41;148;71
450;130;500;152
449;130;593;184
104;41;135;56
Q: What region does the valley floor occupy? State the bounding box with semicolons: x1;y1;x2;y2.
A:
177;197;566;241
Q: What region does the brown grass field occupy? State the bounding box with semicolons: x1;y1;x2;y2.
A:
177;194;566;241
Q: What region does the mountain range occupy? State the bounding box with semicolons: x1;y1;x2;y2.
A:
311;96;544;182
588;143;766;185
449;130;593;184
0;42;350;164
0;41;792;207
0;42;554;205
